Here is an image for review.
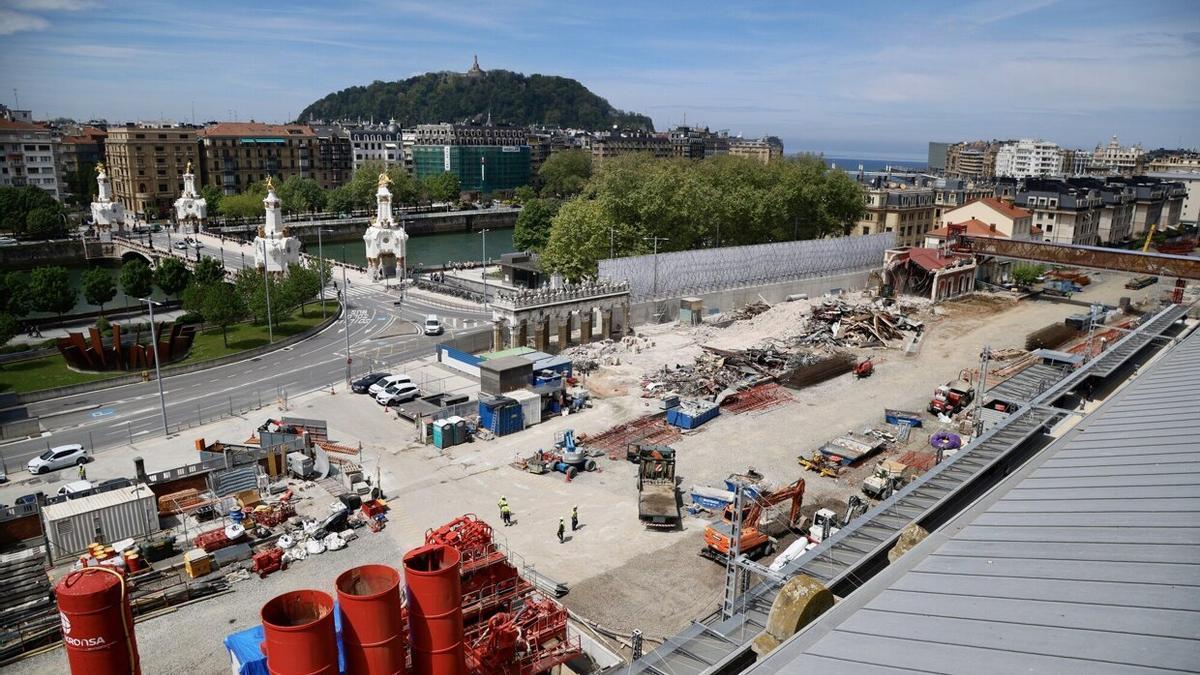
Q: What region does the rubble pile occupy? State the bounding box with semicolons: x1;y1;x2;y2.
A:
794;299;924;348
563;334;657;370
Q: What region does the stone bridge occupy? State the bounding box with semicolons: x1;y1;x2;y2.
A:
488;280;632;352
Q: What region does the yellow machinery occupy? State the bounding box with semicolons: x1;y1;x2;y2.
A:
798;450;839;478
1142;223;1158;252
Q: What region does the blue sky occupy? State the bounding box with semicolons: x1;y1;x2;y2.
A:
1;0;1198;160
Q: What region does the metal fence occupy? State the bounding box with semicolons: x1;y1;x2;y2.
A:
599;233;895;301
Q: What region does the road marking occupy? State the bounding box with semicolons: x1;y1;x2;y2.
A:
89;409;115;418
131;430;151;437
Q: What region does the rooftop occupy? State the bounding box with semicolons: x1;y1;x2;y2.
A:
199;122;315;138
749;324;1200;674
927;218;1009;239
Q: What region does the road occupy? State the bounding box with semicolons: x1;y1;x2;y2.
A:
1;226;489;471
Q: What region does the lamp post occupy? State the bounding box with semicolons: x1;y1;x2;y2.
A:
341;249;351;384
259;238;274;343
316;227;334;318
480;228;490;309
643;236;670;299
140;297;169;435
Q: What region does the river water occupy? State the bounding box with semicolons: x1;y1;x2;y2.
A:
18;228;516;317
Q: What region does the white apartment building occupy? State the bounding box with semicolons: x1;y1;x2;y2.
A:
994;139;1063;179
1091;135;1144;175
1147;171;1200;224
348;122;402;171
0;116;61;201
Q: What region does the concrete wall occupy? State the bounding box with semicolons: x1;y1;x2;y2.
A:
628;267;875;324
0;240;111;270
222;209;519;243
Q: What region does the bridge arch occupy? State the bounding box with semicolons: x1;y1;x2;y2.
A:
120;250;154;266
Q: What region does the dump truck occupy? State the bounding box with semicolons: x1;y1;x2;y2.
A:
637;446;681;529
862;458;918;499
701;478;805;562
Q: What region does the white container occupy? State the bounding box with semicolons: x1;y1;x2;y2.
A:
506;389;542;427
42;483;159;560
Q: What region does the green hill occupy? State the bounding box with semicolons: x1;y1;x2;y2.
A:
298;69;653;131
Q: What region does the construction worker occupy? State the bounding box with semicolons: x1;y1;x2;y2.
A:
571;505;579;531
557;518;566;543
498;496;511;526
77;464;87;481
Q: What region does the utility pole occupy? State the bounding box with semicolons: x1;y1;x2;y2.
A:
142;298;169;435
973;345;990;436
480;228;490;309
342;254;351;384
316;227;333;319
643;236;670;299
260;238;273;343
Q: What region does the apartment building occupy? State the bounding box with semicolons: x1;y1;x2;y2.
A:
1091;135;1145;175
1146;152;1200;173
105;124;200;215
310;124;352;189
932;178;993;225
729;137;784;164
853;173;937;247
994;139;1063;179
938;197;1035;240
412;123;526;147
1017;178;1102;245
197;122;316;196
56;126;107;203
1147;171;1200;224
348;123;402;171
590;130;672;166
1104;175;1186;237
0;116;61;201
944;141;998;180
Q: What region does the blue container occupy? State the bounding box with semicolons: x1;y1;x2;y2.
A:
667;401;720;429
479;398;524;437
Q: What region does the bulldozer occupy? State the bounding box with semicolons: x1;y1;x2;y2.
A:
701;478;805;563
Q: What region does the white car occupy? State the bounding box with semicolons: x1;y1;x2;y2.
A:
27;444;88;475
368;374;412;396
57;480;95;499
172;241;188;250
376;383;420;406
423;315;444;336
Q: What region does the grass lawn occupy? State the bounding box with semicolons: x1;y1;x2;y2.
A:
0;301;339;394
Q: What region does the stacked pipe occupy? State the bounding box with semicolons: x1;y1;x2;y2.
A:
403;544;467;675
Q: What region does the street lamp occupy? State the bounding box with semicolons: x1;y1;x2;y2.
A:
316;228;335;318
643;236;670;299
479;228;490;309
259;238;274;343
341;249;351;384
140;297;169;435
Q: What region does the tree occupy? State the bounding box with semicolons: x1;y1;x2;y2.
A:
345;162;418;209
325;185;355;215
233;268;290;327
1011;264;1046;286
200;283;246;347
0;272;32;317
541;199;612;281
277;176;327;214
281;264;322;315
80;267;117;315
154;257;191;299
200;185;224;214
0;185;61;237
513;198;559;252
192;256;225;286
0;312;17;346
65;161;98;208
423;172;462;204
25;207;66;240
29;266;75;320
118;259;153;301
217;182;268;220
512;185;536;205
538;149;592;197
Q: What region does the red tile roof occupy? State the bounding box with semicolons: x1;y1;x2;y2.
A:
0;118;43;131
974;196;1031;219
905;247;973;272
927;218;1009;239
199;122;315;138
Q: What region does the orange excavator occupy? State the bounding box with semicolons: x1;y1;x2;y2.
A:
701;478;805;562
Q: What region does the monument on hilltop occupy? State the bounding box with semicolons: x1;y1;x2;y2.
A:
89;162;125;233
362;172;409;281
253;177;301;274
173;161;207;233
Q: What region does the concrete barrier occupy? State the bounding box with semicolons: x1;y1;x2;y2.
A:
13;306;343;405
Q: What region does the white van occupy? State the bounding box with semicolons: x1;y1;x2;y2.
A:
423;315;444;336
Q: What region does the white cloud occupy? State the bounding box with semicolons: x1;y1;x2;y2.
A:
5;0;97;10
0;8;48;34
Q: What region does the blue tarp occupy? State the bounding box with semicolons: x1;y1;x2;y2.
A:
224;603;346;675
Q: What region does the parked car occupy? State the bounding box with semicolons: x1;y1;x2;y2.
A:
368;374;412;396
352;372;392;394
423;315;444;336
15;492;44;506
376;383;421;406
27;444;87;475
57;480;94;499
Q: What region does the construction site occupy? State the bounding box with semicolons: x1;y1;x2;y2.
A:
1;231;1198;674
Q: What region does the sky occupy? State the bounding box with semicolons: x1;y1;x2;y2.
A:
1;0;1198;161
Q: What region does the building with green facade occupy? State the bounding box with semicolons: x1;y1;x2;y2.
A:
412;145;531;193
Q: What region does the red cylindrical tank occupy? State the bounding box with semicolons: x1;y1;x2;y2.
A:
260;589;339;675
403;544;466;675
336;564;407;675
55;567;141;675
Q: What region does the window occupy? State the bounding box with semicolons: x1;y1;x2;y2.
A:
158;183;168;192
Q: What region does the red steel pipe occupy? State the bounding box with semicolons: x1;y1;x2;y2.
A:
403;544;466;675
260;589;339;675
55;567;142;675
336;564;407;675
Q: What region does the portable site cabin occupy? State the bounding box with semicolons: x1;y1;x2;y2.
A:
43;483;159;559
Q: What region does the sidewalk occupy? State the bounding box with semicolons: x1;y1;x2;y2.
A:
8;309;188;345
